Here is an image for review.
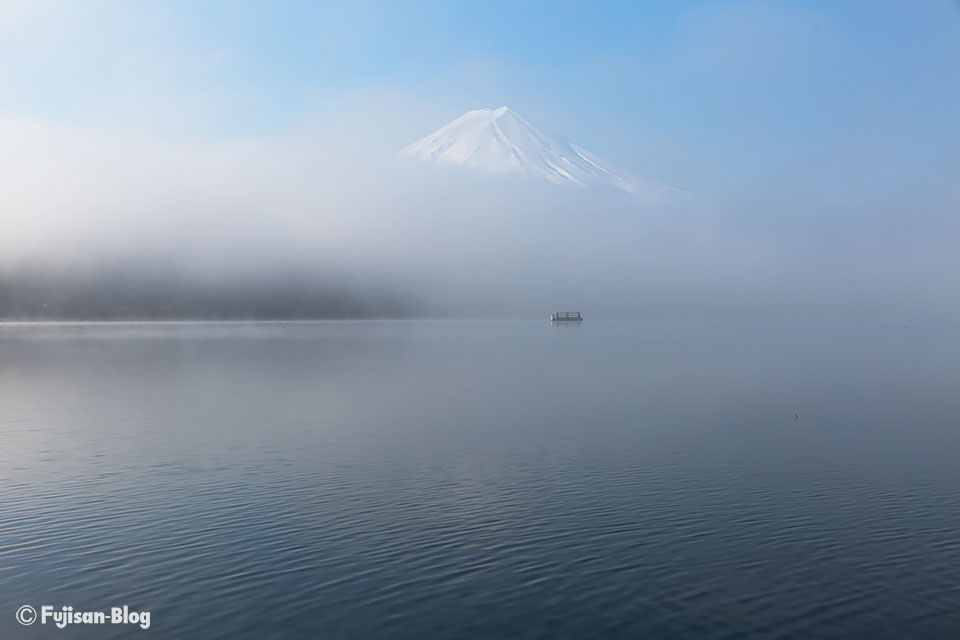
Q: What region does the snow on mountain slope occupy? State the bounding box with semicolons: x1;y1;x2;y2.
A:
401;106;681;198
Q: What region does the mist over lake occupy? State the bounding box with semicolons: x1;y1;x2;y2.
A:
2;319;959;638
4;2;960;638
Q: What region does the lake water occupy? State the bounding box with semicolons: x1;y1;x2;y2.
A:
1;320;958;638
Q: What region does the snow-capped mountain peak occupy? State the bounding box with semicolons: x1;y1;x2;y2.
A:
401;106;679;198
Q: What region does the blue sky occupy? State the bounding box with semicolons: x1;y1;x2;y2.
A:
2;0;959;197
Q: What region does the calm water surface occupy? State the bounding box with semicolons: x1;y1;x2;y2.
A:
1;320;958;638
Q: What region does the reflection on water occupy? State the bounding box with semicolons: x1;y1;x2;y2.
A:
1;320;959;638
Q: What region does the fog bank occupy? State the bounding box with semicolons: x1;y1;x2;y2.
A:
2;116;958;320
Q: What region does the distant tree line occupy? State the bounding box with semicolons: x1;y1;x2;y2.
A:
0;268;414;321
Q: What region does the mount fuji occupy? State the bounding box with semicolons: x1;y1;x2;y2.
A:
401;106;681;199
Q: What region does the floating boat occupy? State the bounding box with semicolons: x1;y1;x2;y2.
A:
550;311;583;322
